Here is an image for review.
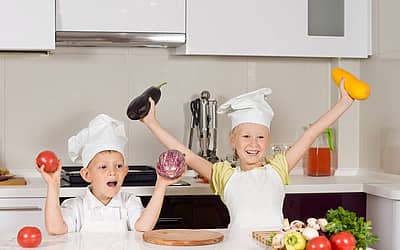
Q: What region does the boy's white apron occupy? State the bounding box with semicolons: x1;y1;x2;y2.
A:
79;190;129;232
80;203;129;232
223;165;285;231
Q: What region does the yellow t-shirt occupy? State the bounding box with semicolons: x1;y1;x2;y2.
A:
210;153;290;202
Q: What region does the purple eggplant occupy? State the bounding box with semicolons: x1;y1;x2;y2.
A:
126;82;167;120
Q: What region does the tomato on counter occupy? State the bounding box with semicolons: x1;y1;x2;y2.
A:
306;236;332;250
17;226;42;248
36;150;59;173
330;231;356;250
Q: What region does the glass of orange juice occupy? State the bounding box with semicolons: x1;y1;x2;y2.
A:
303;128;336;176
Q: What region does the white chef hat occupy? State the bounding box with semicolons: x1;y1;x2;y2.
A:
68;114;128;168
217;88;274;129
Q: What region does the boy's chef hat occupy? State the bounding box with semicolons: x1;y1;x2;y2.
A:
68;114;128;168
217;88;274;129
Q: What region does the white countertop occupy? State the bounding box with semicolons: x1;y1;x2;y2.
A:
0;230;268;250
0;230;377;250
2;170;400;200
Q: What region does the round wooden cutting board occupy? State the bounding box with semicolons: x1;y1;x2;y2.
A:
143;229;224;246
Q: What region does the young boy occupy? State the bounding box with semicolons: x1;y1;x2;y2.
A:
37;114;183;234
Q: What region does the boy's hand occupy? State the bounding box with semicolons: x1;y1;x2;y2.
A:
36;160;62;189
155;165;187;188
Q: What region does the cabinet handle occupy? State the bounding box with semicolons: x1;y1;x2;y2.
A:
0;206;42;211
158;217;183;223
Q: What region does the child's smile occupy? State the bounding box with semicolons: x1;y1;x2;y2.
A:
231;123;269;170
245;149;260;156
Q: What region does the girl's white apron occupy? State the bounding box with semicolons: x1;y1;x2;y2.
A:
223;165;285;231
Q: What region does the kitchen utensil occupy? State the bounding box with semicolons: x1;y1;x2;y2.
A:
187;91;219;163
188;99;200;149
0;177;26;185
143;229;224;246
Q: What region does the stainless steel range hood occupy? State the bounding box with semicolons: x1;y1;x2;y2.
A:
56;32;186;48
56;0;186;48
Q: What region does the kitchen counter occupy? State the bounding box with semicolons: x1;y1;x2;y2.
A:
0;230;267;250
1;170;400;200
0;230;377;250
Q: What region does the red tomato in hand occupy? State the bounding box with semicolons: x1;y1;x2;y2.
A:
17;226;42;248
36;150;59;173
330;231;356;250
306;236;332;250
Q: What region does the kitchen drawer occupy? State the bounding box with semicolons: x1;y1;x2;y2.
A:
141;195;230;229
0;198;45;233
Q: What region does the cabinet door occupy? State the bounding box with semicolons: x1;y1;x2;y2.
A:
366;194;400;250
0;198;45;233
140;196;230;229
0;0;55;51
177;0;370;58
284;193;366;222
56;0;185;33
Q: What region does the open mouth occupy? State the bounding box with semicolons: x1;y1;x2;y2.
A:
245;150;259;156
106;181;118;187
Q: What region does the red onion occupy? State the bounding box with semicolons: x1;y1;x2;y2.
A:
156;149;185;179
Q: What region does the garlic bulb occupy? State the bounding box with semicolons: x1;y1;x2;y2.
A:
302;227;319;240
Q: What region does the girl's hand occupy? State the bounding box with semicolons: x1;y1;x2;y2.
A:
339;77;354;106
141;97;158;126
36;160;62;189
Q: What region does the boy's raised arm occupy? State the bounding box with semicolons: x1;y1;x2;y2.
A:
37;162;68;235
134;174;185;232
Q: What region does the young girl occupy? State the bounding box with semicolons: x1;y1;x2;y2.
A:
37;114;183;234
140;80;353;231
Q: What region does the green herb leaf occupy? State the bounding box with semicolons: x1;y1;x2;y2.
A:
324;206;379;249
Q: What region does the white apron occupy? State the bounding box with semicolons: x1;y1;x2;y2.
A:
80;201;129;232
223;165;285;231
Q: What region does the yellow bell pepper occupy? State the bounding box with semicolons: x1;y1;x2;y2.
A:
331;67;370;100
284;232;306;250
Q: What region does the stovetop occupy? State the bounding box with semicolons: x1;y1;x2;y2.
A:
60;165;190;187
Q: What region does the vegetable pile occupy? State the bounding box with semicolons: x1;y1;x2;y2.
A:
265;206;378;250
324;206;379;250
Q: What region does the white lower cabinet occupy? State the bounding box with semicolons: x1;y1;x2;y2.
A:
366;194;400;250
0;198;45;233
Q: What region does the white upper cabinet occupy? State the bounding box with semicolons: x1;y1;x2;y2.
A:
0;0;55;51
56;0;185;33
176;0;371;58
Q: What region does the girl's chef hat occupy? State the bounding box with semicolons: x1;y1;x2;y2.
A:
68;114;128;167
217;88;274;129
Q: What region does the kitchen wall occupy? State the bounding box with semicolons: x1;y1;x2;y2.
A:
0;47;348;171
360;0;400;174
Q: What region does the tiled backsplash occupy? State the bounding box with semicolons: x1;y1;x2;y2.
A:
0;48;332;169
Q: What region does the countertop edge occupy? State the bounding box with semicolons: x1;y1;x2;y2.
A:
2;172;400;200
